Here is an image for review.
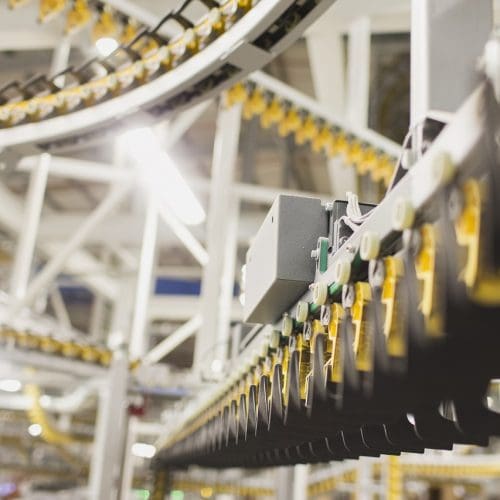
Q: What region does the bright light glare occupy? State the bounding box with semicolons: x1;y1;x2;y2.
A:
132;442;156;459
211;359;223;373
95;37;119;57
120;127;206;226
0;379;21;393
28;423;42;437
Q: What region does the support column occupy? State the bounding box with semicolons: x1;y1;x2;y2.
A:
119;415;137;500
292;464;309;500
50;36;71;87
129;197;158;360
306;26;356;198
194;102;242;372
346;17;371;128
10;182;131;316
10;153;50;300
88;352;129;500
276;467;294;499
410;0;492;151
356;458;373;500
214;196;240;364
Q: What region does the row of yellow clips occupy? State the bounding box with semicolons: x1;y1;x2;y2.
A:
0;326;113;366
0;0;252;127
226;82;396;187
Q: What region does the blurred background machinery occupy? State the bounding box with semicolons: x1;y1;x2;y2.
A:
1;0;500;499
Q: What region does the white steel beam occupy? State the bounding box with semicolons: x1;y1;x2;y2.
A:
194;103;242;371
306;25;356;198
149;295;242;322
0;181;119;300
0;30;63;51
129;198;158;360
307;30;345;117
410;0;492;128
162;99;214;149
88;352;129;500
143;315;202;365
215;197;240;364
18;156;130;183
20;155;329;204
49;285;72;331
157;203;209;267
50;36;71;87
346;17;371;128
10;153;50;300
119;415;137;500
293;465;309;500
9;182;131;317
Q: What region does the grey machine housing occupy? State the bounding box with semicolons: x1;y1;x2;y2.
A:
244;195;328;325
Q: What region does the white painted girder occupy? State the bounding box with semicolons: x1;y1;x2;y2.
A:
0;182;119;301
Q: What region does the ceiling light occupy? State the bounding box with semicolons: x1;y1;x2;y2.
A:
95;37;119;57
0;379;22;393
132;442;156;459
210;359;223;373
28;423;42;437
119;127;206;226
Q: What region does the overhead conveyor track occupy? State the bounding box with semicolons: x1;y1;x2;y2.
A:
228;72;401;186
153;79;500;469
0;0;336;156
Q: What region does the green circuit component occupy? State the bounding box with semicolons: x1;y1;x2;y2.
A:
318;237;329;274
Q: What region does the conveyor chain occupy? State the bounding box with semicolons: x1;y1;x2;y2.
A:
153;83;500;469
0;326;113;366
0;0;336;154
227;77;397;186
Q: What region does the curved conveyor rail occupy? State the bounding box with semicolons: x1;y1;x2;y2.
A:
0;0;337;156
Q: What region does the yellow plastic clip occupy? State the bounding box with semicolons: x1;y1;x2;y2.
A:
311;125;332;154
278;108;302;137
65;0;91;34
352;282;372;372
455;178;500;304
328;131;350;160
455;179;481;288
120;19;139;45
9;0;31;8
296;334;311;400
242;88;266;120
225;82;248;108
381;256;406;357
357;147;378;176
92;8;119;41
328;304;345;383
260;98;284;129
415;224;443;336
371;154;395;187
295;115;319;146
346;140;364;170
39;0;66;23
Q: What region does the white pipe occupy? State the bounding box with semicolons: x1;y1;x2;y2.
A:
49;286;72;331
19;155;330;204
163;99;213;149
143;315;202;365
10;181;131;317
10;153;50;300
215;197;240;363
157;202;209;267
129;197;158;360
195;103;242;371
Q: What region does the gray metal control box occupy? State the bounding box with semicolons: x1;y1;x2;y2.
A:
244;195;328;324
